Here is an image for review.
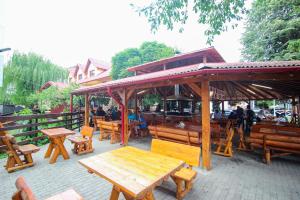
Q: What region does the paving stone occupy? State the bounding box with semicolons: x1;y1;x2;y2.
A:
1;134;300;200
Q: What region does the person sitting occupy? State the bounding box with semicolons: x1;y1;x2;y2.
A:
137;110;148;136
128;110;137;121
96;106;106;116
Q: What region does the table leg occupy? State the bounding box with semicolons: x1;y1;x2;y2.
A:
144;192;155;200
109;186;120;200
49;137;69;164
56;137;69;160
49;144;60;164
44;139;54;158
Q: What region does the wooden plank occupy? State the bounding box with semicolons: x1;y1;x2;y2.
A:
0;119;67;132
0;112;83;123
84;94;89;126
151;139;200;166
188;83;201;97
201;79;211;170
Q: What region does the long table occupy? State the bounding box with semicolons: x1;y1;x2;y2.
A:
79;146;184;199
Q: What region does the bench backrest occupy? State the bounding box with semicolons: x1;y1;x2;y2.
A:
97;120;120;132
148;125;200;145
251;124;300;137
13;176;37;200
81;126;94;138
151;139;201;167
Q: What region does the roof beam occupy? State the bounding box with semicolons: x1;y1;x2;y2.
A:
188;83;202;97
230;82;255;99
247;84;278;99
209;72;300;81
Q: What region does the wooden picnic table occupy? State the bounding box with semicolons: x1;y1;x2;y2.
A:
79;146;184;200
41;128;75;164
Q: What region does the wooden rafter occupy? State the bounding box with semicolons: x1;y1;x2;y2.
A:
188;83;202;97
230;82;253;99
247;84;277;99
209;72;300;82
231;81;261;99
239;83;266;99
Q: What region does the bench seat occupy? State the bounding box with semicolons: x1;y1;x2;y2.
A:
68;135;89;144
173;168;197;182
17;144;40;155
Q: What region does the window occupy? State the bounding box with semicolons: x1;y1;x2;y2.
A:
78;74;83;80
89;70;95;77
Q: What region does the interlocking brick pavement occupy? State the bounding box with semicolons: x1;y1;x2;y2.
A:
1;133;300;200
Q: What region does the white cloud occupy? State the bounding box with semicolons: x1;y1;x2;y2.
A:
1;0;248;67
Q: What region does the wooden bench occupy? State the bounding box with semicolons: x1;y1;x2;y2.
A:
12;176;83;200
68;126;94;155
97;120;121;144
0;123;40;173
151;139;201;200
93;116;105;131
148;125;201;146
247;124;300;164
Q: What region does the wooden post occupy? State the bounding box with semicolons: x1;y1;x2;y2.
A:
201;79;211;170
292;96;296;115
135;91;138;115
70;94;73;113
221;101;224;112
123;89;130;145
84;94;89;126
163;89;167;123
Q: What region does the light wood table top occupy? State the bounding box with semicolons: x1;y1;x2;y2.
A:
41;128;75;138
41;128;75;164
79;146;184;199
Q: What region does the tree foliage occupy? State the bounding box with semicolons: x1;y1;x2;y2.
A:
242;0;300;61
28;83;80;113
0;52;68;105
111;41;177;80
132;0;247;44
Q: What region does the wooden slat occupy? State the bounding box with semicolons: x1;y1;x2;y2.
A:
0;112;83;123
151;139;200;166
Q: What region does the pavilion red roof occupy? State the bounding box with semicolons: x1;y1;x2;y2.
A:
40;81;67;91
72;61;300;95
127;47;225;73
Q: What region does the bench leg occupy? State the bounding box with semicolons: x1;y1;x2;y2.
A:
265;149;271;165
24;153;33;164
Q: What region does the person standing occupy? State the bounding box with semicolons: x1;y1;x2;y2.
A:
245;105;255;135
236;106;245;128
96;106;106;117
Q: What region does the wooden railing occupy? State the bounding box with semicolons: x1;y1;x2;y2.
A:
0;112;84;149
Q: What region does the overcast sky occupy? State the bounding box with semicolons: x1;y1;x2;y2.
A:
0;0;250;67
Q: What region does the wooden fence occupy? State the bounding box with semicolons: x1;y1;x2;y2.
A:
0;112;84;149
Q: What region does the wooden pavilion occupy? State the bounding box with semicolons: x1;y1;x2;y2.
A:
71;47;300;170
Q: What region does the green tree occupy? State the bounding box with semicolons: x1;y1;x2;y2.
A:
242;0;300;61
28;83;80;113
111;41;177;80
132;0;247;44
0;52;68;105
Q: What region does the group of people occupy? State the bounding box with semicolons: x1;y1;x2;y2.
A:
89;106;148;136
213;105;255;135
89;106;121;126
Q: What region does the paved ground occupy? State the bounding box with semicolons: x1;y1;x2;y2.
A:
1;132;300;200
